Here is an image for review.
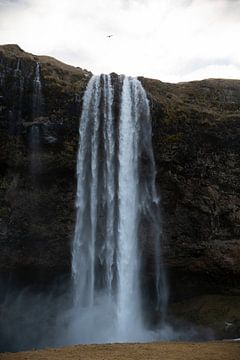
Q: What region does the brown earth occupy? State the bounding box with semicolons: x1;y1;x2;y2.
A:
1;342;240;360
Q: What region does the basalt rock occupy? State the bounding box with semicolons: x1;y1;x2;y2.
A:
140;77;240;302
0;45;240;317
0;44;91;286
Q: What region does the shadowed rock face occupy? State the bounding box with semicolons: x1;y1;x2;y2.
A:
0;45;240;304
141;77;240;301
0;44;91;286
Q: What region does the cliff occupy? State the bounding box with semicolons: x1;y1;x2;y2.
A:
141;77;240;337
0;45;239;338
0;44;91;284
141;76;240;298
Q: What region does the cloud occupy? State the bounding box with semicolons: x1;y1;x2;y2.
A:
0;0;239;82
0;0;27;9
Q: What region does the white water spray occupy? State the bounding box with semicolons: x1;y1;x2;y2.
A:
70;74;167;344
116;76;143;338
32;62;43;119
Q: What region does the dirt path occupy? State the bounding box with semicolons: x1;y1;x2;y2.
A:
1;342;240;360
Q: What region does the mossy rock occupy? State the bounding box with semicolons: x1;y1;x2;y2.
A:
170;295;240;339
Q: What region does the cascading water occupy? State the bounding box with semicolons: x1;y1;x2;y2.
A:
117;76;144;338
10;58;23;130
29;124;41;175
29;62;44;175
70;74;167;344
32;62;43;119
14;58;21;77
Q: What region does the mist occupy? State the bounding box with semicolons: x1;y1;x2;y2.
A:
0;280;215;352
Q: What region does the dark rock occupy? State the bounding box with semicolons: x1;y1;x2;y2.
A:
0;45;240;336
0;44;91;286
141;76;240;301
169;295;240;339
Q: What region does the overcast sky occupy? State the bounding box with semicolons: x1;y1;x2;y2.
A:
0;0;239;82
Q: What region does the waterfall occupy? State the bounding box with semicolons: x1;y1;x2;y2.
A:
29;63;43;175
32;62;43;119
70;74;167;344
117;76;143;336
11;58;24;126
14;58;21;77
29;124;41;175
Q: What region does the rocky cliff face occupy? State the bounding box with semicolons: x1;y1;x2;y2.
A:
141;77;240;337
141;77;240;300
0;45;240;338
0;44;90;285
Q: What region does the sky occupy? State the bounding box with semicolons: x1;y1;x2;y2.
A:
0;0;240;82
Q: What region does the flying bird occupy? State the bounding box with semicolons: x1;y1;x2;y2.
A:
107;34;114;38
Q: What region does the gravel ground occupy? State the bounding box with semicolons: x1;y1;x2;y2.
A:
1;342;240;360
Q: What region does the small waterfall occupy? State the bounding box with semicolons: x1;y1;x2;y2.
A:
70;74;167;344
32;62;43;119
14;58;24;123
29;124;41;176
29;62;43;175
14;58;21;77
